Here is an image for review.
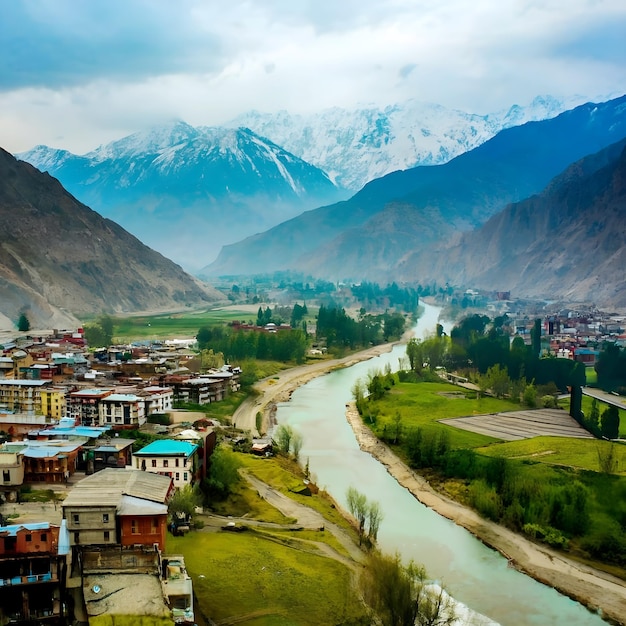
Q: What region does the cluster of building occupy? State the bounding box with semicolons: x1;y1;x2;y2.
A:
0;327;247;624
513;308;626;366
0;468;196;624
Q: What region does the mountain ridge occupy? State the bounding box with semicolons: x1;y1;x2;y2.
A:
18;123;345;271
0;148;222;329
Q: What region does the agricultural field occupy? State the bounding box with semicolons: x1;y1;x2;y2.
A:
112;307;257;341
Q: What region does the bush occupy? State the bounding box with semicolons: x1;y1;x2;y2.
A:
522;523;569;550
147;413;171;426
541;395;558;409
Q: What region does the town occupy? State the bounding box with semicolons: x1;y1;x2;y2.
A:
0;295;625;625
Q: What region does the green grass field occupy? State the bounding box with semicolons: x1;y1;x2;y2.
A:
367;381;510;448
167;530;366;625
111;308;257;341
476;436;626;474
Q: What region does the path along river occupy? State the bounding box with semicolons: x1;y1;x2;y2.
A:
275;303;606;626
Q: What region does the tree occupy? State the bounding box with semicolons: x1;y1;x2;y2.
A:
168;484;200;519
531;318;542;357
601;405;620;439
204;447;242;501
360;551;456;626
367;500;384;542
275;424;294;455
597;443;619;474
522;381;537;408
292;431;303;461
17;312;30;332
346;486;368;544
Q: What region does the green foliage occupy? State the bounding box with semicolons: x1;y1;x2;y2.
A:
601;405;620;439
147;413;171;426
168;484;201;519
203;446;242;502
360;551;456;626
83;314;114;347
17;312;30;332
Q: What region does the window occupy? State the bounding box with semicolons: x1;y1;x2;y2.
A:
104;531;110;541
72;514;80;525
150;518;158;534
2;470;9;481
175;458;180;467
184;472;188;482
176;472;180;481
163;459;169;468
131;519;139;534
25;534;32;542
183;458;187;467
151;459;157;468
41;533;47;542
102;513;109;523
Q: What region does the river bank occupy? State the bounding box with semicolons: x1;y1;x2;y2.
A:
233;341;626;625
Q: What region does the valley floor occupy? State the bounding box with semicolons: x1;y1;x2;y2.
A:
235;342;626;626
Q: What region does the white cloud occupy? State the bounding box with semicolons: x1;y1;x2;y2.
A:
1;0;625;152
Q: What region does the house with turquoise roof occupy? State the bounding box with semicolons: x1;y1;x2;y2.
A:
132;439;200;489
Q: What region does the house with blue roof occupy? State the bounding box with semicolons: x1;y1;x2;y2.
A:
132;440;200;489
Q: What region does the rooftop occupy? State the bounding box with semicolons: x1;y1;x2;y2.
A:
133;440;198;458
62;468;172;508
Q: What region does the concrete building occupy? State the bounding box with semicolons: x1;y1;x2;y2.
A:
133;440;199;489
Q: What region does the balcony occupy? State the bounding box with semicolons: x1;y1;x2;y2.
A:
0;571;55;586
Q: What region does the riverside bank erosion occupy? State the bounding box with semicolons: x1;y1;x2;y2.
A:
233;339;626;625
344;403;626;626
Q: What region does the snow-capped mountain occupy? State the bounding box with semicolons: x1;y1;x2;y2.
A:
18;122;344;270
227;95;591;190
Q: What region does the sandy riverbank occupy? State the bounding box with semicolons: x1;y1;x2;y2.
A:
232;342;626;625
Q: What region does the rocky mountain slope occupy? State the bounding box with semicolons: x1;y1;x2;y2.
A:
18;122;344;271
205;95;626;286
417;139;626;306
228;95;586;190
0;148;222;329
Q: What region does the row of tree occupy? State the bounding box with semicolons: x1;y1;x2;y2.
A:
316;305;406;351
197;325;308;364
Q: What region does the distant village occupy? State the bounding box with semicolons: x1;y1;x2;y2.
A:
0;300;624;625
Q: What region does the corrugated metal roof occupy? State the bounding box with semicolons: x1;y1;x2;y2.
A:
0;522;53;536
117;495;167;516
62;468;171;508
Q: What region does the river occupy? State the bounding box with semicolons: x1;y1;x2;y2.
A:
276;303;605;626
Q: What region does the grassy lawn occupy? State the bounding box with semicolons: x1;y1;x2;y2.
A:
112;308;259;341
167;530;366;625
367;381;508;448
237;454;359;539
476;436;626;474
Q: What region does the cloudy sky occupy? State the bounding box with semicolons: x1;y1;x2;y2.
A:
2;0;625;153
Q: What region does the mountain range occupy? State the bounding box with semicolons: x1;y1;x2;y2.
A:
423;138;626;306
0;148;221;330
18;123;343;271
227;95;588;190
206;95;626;307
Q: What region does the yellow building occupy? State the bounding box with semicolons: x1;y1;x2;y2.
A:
40;387;67;420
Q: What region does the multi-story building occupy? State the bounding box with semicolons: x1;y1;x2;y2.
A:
0;521;70;624
133;440;199;489
67;388;113;426
98;393;145;429
140;386;174;415
0;444;25;502
0;379;52;415
63;468;172;551
39;387;67;420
